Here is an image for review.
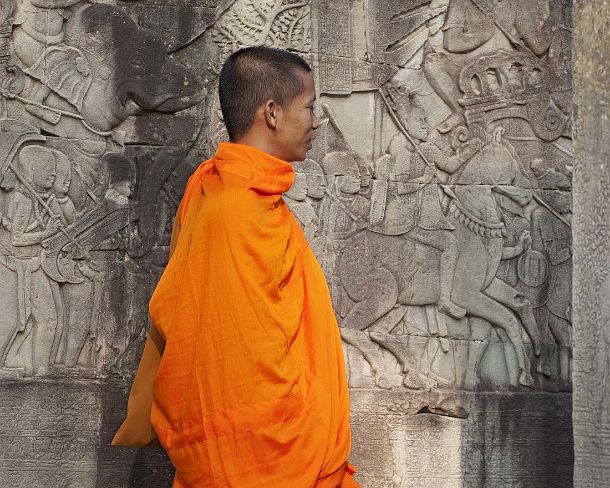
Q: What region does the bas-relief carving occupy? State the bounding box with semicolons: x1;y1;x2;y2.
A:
211;0;311;60
284;0;574;396
0;0;575;484
0;0;206;380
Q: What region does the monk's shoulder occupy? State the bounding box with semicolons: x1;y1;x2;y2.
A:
211;184;254;209
208;185;280;226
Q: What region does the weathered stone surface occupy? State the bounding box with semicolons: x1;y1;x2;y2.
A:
573;1;610;487
0;0;576;486
350;390;573;487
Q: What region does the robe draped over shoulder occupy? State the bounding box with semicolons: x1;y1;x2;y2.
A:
113;142;358;487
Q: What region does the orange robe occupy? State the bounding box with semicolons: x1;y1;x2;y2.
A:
114;142;359;487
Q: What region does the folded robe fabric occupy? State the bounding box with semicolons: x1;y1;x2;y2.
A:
113;142;358;487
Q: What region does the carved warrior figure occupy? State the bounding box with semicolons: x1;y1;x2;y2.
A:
370;97;470;320
341;125;543;388
441;127;543;385
0;145;61;375
316;151;369;281
529;189;572;385
55;152;133;369
283;162;319;242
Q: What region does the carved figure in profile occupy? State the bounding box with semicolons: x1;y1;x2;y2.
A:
50;151;75;225
46;150;73;367
371;96;471;320
316;151;369;293
0;145;61;375
283;162;319;242
300;158;326;214
57;152;134;369
527;186;572;387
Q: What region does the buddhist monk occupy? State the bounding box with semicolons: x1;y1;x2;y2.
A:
113;46;360;488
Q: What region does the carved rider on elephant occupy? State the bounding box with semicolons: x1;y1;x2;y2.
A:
3;2;207;137
424;0;562;133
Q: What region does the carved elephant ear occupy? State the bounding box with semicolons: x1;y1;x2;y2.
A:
65;3;135;61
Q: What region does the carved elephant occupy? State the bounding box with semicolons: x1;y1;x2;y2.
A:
17;2;206;135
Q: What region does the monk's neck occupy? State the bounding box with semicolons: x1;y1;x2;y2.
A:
234;133;287;162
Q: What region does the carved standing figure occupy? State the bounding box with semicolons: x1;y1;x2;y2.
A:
283;162;319;242
0;145;61;375
529;188;572;386
57;152;133;369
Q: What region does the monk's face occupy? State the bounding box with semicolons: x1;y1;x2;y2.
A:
277;71;319;162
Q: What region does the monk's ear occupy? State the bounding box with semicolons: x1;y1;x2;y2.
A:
263;99;280;130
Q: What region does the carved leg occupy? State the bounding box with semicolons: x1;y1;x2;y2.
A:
547;312;572;388
463;317;493;389
49;281;66;365
30;270;58;376
0;267;18;367
340;328;392;389
423;51;465;133
485;277;543;356
369;332;428;389
407;228;466;319
533;307;554;378
62;280;95;367
456;288;533;387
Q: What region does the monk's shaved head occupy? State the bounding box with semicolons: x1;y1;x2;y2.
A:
219;46;312;141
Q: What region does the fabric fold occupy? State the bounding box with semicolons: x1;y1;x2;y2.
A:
114;142;358;487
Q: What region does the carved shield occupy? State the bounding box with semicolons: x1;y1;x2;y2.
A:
517;249;548;287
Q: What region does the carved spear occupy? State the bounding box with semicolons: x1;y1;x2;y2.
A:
377;87;434;169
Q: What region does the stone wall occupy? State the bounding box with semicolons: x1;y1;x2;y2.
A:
0;0;574;486
573;1;610;487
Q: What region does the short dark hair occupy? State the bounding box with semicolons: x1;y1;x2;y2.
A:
218;46;312;141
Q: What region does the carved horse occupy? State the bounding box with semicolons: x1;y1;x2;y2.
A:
339;128;541;388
